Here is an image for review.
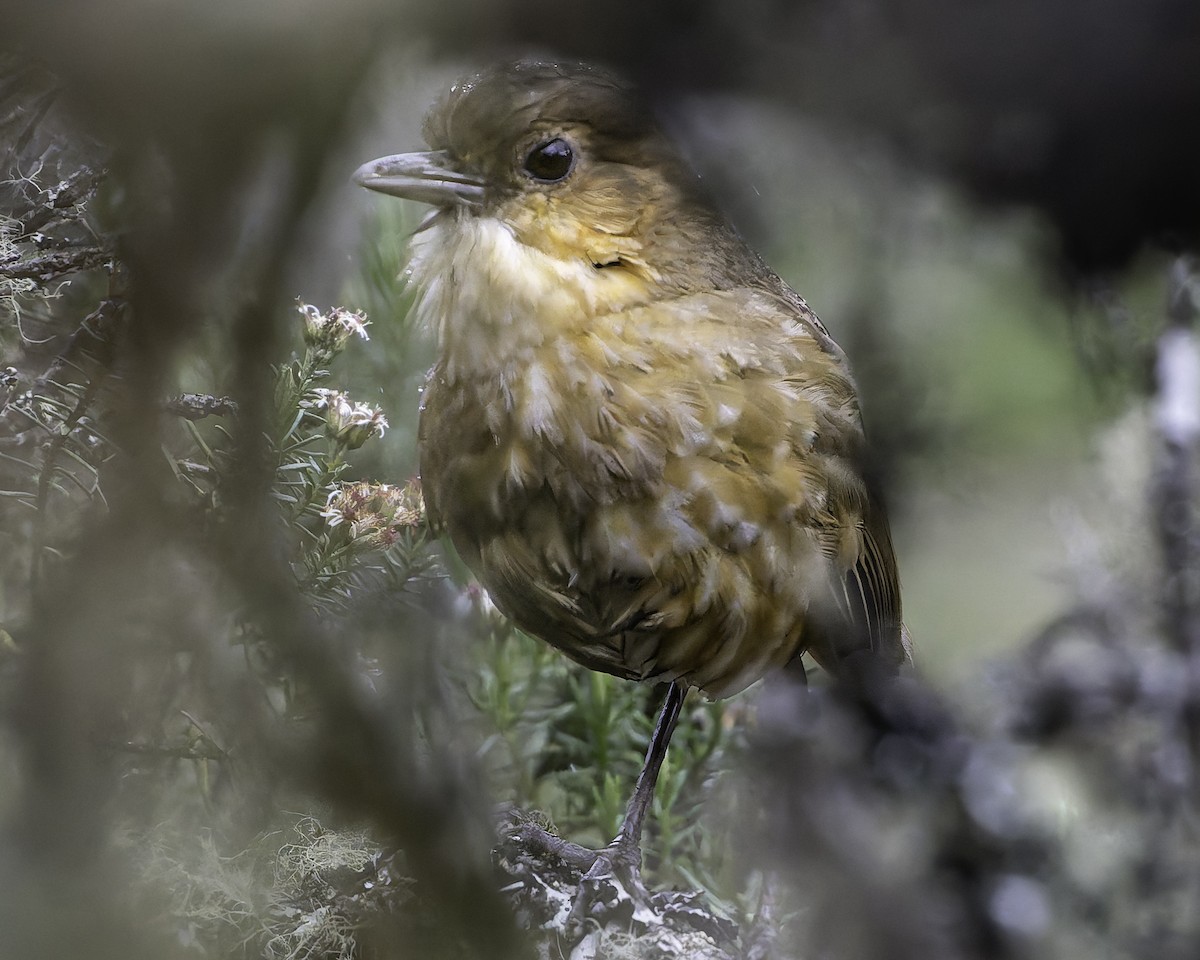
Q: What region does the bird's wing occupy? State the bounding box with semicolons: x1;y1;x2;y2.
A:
761;291;909;675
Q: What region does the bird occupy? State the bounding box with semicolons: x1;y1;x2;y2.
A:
354;57;910;908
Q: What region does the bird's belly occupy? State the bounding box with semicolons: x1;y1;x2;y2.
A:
420;363;844;698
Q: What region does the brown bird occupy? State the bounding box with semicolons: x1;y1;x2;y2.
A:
355;58;909;903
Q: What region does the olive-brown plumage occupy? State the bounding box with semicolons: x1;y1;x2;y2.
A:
355;57;908;900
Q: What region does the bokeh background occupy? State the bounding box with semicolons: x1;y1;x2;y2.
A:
3;1;1200;958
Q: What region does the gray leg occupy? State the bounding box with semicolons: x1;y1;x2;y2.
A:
611;680;687;853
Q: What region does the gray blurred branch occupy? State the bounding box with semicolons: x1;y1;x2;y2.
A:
1156;259;1200;657
0;245;111;282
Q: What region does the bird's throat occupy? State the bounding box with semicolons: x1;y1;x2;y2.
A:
407;214;655;382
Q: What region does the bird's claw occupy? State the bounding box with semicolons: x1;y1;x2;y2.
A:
495;811;739;955
495;813;655;936
565;840;657;939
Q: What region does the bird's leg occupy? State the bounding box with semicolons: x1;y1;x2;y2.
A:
612;680;687;857
568;681;687;927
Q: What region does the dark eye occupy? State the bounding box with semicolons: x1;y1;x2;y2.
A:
523;138;574;182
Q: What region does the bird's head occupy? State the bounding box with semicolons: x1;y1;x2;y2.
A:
355;59;756;304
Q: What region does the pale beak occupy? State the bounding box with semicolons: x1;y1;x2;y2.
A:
352;150;485;207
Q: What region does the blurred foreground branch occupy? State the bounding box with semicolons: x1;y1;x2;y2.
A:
1155;259;1200;658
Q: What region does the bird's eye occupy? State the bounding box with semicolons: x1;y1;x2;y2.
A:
522;138;574;182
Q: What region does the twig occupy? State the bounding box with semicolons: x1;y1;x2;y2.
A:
164;394;239;421
107;739;227;762
0;245;111;283
19;166;107;235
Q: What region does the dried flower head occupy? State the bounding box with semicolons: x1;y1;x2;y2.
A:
298;301;370;354
302;388;388;450
320;479;425;547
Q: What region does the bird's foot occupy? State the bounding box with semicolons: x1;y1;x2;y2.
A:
565;837;658;939
494;809;740;957
494;810;657;938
